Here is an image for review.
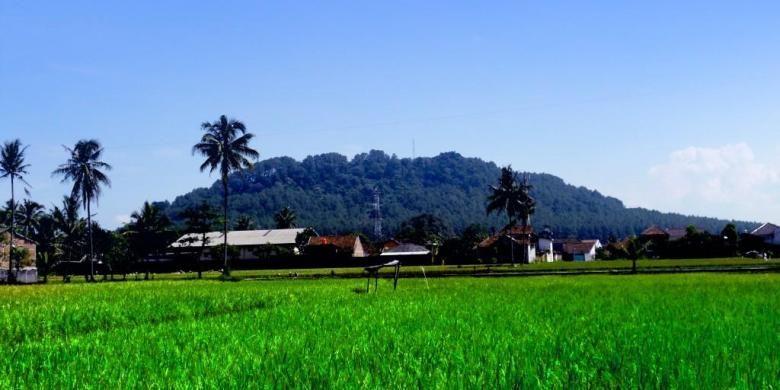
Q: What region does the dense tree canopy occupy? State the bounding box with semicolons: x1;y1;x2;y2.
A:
160;151;758;240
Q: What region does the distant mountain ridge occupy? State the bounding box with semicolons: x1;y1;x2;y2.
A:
159;150;758;240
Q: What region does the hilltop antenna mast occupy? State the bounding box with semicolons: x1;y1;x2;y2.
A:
371;187;383;239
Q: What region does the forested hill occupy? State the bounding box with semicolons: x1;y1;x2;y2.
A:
159;151;757;239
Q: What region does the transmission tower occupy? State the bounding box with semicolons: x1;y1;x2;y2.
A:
371;187;383;239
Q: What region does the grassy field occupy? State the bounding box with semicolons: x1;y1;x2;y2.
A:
47;257;780;283
2;274;779;388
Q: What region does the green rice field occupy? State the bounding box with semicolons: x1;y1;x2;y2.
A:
2;273;779;388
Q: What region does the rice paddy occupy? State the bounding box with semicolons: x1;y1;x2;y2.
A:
1;273;778;388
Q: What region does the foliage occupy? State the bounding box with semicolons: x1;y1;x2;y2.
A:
193;114;259;277
0;275;778;387
486;165;524;230
210;244;241;263
233;215;256;231
52;140;112;206
439;224;489;264
163;151;757;240
295;227;318;252
10;246;32;267
179;202;219;277
273;207;296;229
19;199;44;237
395;213;451;245
1;139;30;281
102;232;134;279
51;196;86;263
624;235;647;272
125;202;175;279
52;139;112;281
32;214;58;281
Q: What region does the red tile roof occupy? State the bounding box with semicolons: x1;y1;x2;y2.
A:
307;235;358;250
641;226;668;237
563;241;598;255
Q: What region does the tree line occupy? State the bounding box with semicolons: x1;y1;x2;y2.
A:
1;114;259;283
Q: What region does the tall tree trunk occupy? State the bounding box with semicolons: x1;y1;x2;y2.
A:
87;196;95;281
222;178;229;277
8;175;15;283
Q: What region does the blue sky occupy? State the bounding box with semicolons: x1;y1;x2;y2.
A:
1;1;779;228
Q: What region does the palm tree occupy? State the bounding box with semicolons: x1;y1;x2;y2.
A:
274;207;297;229
52;196;87;269
193;115;259;277
1;139;30;281
234;215;256;231
516;175;536;264
52;140;112;281
126;202;173;280
625;236;647;274
32;213;58;283
19;199;44;237
0;200;22;228
486;166;525;265
486;166;523;232
517;175;536;229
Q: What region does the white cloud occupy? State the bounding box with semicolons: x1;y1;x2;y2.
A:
643;143;780;222
114;214;132;225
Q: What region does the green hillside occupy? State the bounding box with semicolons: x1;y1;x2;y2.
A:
159;151;756;239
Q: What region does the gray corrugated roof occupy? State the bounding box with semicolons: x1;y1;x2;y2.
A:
170;228;307;248
381;243;430;256
751;223;778;236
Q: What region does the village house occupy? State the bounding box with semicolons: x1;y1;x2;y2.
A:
380;242;430;257
478;225;538;264
169;228;310;261
556;239;602;261
536;228;556;262
0;228;38;283
640;226;670;241
381;239;401;253
750;223;780;246
306;235;367;258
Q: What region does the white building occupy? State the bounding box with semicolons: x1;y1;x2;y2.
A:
170;228;310;260
563;240;603;261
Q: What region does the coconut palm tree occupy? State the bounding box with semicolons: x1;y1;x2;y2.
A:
0;200;22;228
516;175;536;264
625;236;648;274
52;195;87;266
486;166;523;232
486;166;526;266
234;215;256;231
1;139;30;281
125;201;173;280
52;140;112;281
33;213;58;283
19;199;44;237
193;115;259;277
517;175;536;229
274;207;297;229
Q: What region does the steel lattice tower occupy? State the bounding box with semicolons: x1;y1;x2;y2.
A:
371;187;383;239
